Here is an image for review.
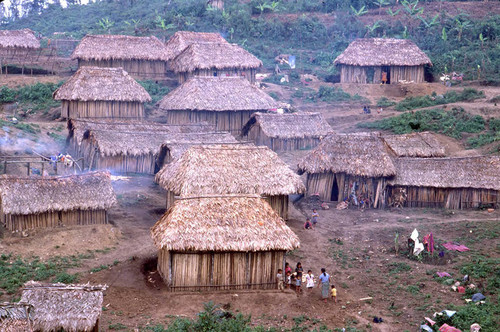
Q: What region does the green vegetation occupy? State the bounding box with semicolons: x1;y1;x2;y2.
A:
388;262;412;274
376;97;396;108
467;118;500;148
0;119;41;135
138;80;170;108
308;86;367;103
0;82;63;112
395;88;485;111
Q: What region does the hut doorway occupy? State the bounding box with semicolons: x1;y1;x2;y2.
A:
381;66;390;84
366;67;375;83
331;178;339;202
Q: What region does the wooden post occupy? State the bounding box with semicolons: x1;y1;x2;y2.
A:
27;162;30;176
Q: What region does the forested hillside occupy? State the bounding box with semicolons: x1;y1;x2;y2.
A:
2;0;500;82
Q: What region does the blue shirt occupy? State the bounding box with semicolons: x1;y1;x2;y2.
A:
319;273;330;283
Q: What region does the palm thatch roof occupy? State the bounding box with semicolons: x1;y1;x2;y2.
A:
0;302;32;332
0;29;40;48
53;67;151;102
170;42;262;73
71;34;169;61
158;76;278;112
241;112;333;139
382;132;446;157
155;144;305;196
164;31;228;60
297;133;396;177
334;38;432;66
151;195;300;252
20;281;107;332
388;156;500;190
0;171;117;215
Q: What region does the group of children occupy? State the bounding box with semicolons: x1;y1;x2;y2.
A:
276;262;337;303
304;209;319;230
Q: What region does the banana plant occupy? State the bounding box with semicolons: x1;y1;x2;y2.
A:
441;27;447;42
479;33;488;49
402;26;409;39
366;20;382;37
96;17;114;34
418;14;439;29
454;18;471;41
401;0;424;17
386;8;400;17
350;5;368;17
373;0;389;15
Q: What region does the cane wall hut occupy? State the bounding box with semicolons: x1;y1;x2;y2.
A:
382;132;446;158
241;112;332;151
0;172;116;232
0;302;32;332
20;281;107;332
170;42;262;84
155;144;305;219
164;31;228;63
386;156;500;209
334;38;432;84
297;133;396;208
158;76;278;134
71;34;169;79
151;195;300;291
0;29;40;74
53;67;151;119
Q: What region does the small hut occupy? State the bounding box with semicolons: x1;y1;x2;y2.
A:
382;132;446;158
53;67;151;119
241;112;332;151
386;156;500;209
158;76;278;134
297;133;396;207
20;281;107;332
155;144;305;219
171;42;262;83
0;302;33;332
0;29;40;75
151;195;300;291
164;31;228;63
334;38;432;84
0;171;116;232
71;34;169;79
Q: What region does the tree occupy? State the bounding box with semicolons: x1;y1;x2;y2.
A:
96;17;114;34
454;18;471;42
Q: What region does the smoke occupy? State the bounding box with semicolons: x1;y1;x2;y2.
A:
0;125;65;156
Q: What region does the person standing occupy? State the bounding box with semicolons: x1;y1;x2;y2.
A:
276;269;284;292
295;262;304;295
305;270;315;291
311;209;319;227
317;268;331;302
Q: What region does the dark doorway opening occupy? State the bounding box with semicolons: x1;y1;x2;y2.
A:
331;179;339;202
381;66;391;84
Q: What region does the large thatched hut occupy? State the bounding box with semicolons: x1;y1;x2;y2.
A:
155;144;305;219
158;76;278;134
164;31;228;63
386;156;500;209
0;29;40;74
382;132;446;158
151;195;300;291
20;281;107;332
334;38;432;84
241;112;332;151
54;67;151;119
71;34;169;79
0;172;116;231
297;133;396;207
171;42;262;83
0;302;32;332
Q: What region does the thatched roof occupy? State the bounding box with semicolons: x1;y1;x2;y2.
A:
382;132;446;158
0;171;116;215
71;34;169;61
158;76;278;112
53;67;151;102
20;281;107;332
241;112;332;139
334;38;432;66
155;144;305;196
151;195;300;252
0;29;40;48
170;42;262;73
297;133;396;177
388;156;500;190
0;302;32;332
164;31;228;61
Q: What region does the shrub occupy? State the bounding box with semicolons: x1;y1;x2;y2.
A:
395;89;485;111
376;97;396;108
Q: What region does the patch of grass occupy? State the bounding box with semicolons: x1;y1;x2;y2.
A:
47;132;66;144
406;285;420;295
52;272;79;284
109;323;127;330
467;117;500;148
307;85;368;103
268;91;279;100
395;88;485;111
376;97;396;108
489;95;500;103
388;262;412;274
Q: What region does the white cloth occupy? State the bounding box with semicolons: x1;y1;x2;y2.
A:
305;274;315;288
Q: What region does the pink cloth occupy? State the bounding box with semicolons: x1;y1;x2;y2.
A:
442;242;470;252
425;317;436;326
437;272;452;278
439;324;462;332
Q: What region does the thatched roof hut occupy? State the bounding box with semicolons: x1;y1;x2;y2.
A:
0;171;116;231
382;132;446;158
0;302;32;332
20;281;107;332
151;195;299;291
54;66;151;119
241;112;332;151
164;31;228;61
171;42;262;83
158;76;278;134
334;38;432;84
0;29;40;49
71;34;169;79
386;156;500;209
155;144;305;219
297;133;395;207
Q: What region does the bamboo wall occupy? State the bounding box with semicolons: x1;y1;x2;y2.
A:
166;110;255;135
1;209;107;232
78;59;168;79
177;68;256;84
386;186;500;209
339;65;425;84
264;195;289;221
158;249;285;291
390;65;425;83
165;190;176;210
305;172;386;208
245;126;321;152
339;65;367;83
61;100;144;119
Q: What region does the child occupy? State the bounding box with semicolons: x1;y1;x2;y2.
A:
285;271;292;289
276;269;284;291
311;209;319;226
305;270;315;291
331;285;337;303
304;218;313;230
295;263;303;295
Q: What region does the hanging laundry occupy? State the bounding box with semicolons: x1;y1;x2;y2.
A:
442;242;470;252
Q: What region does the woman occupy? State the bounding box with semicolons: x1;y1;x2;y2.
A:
317;267;331;302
